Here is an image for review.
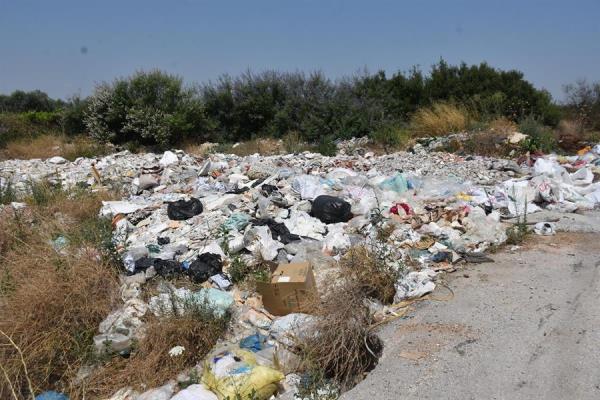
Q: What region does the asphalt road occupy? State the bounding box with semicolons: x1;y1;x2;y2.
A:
343;211;600;400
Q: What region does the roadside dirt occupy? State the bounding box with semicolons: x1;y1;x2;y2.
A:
343;221;600;400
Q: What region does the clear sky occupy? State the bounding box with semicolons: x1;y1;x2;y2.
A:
1;0;599;100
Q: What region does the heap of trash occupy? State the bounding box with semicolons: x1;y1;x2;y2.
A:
3;143;600;400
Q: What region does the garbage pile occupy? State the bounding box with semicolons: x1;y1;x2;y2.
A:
494;146;600;216
3;143;600;399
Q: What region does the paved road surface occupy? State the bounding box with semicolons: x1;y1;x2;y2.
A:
343;211;600;400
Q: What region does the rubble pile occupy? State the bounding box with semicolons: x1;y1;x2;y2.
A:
3;143;600;400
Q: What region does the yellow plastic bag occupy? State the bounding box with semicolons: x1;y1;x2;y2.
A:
456;192;472;201
577;146;591;156
202;349;284;400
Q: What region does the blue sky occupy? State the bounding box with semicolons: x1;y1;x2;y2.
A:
1;0;599;100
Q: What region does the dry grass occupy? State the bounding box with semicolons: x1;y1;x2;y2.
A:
296;239;403;389
229;138;282;156
0;188;121;399
440;131;513;157
0;181;229;399
2;134;65;160
411;103;470;136
186;138;285;157
297;278;382;390
282;131;313;154
184;134;312;158
556;119;587;152
0;135;110;161
487;117;518;135
182;141;218;156
339;246;399;304
85;300;229;398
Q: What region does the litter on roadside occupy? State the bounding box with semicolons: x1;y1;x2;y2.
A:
3;141;600;400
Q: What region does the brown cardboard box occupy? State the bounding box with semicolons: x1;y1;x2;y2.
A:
256;261;318;316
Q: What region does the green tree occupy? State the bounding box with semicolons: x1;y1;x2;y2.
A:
85;70;209;146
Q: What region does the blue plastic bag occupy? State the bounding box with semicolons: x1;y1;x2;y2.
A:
240;333;269;352
36;391;69;400
379;174;408;193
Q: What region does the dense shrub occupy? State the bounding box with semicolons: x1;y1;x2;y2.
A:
60;96;89;135
563;79;600;132
0;113;60;147
424;60;560;125
200;62;559;144
85;70;210;146
519;115;557;153
0;90;63;113
202;71;360;142
370;123;410;151
2;60;565;147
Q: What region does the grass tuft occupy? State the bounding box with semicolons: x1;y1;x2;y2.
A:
297;279;382;390
85;296;230;397
411;102;470;136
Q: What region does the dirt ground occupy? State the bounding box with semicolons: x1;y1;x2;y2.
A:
343;211;600;400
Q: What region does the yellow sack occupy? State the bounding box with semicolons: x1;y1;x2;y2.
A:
456;192;472;201
202;349;284;400
578;146;591;156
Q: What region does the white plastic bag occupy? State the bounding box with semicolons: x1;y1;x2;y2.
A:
159;150;179;167
291;175;325;200
394;269;437;302
171;384;217;400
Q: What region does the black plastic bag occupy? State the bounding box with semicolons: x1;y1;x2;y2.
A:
226;186;249;194
133;257;155;274
431;251;452;263
154;259;182;278
310;195;353;224
157;236;171;245
251;218;300;244
188;253;222;283
261;184;279;196
132;257;183;277
167;198;203;220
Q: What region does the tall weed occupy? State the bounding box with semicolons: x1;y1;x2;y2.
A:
411;103;470;136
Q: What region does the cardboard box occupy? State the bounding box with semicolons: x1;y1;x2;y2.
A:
256;261;318;316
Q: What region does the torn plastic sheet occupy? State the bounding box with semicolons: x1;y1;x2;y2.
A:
283;210;327;240
394;269;437;302
244;225;284;261
291;175;325;200
100;201;145;217
497;180;541;216
322;223;351;252
270;313;316;347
